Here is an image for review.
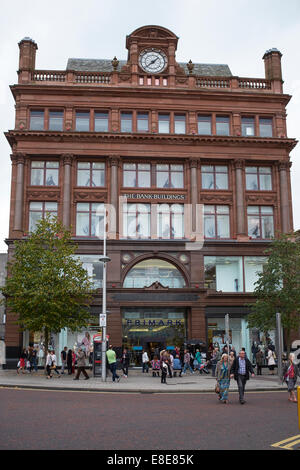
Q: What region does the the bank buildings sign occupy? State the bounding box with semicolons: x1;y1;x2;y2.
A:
123;193;186;200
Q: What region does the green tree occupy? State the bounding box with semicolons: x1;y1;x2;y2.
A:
247;232;300;354
1;215;94;360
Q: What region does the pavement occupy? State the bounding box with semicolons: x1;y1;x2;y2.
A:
0;367;288;393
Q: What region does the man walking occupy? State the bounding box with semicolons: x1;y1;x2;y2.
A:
142;349;149;373
230;349;255;404
106;345;120;382
73;348;89;380
60;346;68;375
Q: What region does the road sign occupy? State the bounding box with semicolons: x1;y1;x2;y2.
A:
100;313;107;327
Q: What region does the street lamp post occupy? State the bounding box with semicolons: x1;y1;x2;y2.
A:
99;206;110;382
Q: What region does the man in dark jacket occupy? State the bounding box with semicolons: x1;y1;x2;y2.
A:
230;349;255;404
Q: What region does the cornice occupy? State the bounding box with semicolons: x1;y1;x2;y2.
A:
5;130;298;151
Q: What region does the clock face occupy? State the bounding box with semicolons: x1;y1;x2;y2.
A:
139;49;168;74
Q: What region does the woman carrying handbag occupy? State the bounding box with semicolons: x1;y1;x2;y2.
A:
282;353;299;403
215;353;231;404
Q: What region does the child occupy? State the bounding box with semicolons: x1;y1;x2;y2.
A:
151;356;160;377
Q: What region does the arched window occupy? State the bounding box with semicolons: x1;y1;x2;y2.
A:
123;259;186;288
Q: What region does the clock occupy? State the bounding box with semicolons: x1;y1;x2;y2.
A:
139;48;168;74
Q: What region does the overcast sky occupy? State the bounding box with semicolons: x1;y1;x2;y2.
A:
0;0;299;252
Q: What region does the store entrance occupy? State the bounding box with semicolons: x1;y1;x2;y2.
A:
145;341;165;360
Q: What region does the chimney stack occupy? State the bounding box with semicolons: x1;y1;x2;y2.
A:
18;37;38;83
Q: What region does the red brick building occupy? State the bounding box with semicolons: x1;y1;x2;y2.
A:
4;25;297;367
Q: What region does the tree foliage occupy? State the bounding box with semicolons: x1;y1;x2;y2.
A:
247;232;300;351
1;216;94;352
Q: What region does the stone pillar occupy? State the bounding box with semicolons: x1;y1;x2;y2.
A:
279;161;292;233
12;153;25;233
108;156;120;239
18;37;38;84
189;159;199;232
62;154;73;228
235;159;248;239
263;48;283;94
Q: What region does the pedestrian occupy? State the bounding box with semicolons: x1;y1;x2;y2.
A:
210;347;221;377
17;348;27;374
182;349;194;375
142;349;149;373
67;349;73;375
50;351;61;377
160;355;168;384
255;348;264;376
121;348;130;378
106;345;120;382
46;350;53;379
267;347;276;375
151;355;160;377
229;350;235;369
73;347;89;380
230;349;255;404
168;351;174;378
282;353;300;403
173;355;182;377
31;345;38;372
216;353;231;404
72;349;76;374
60;346;68;375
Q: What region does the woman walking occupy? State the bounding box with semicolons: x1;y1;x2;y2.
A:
216;353;231;404
267;347;276;375
17;348;27;374
46;350;53;379
282;353;300;403
67;349;73;375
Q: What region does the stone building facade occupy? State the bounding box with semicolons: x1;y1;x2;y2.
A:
4;25;297;366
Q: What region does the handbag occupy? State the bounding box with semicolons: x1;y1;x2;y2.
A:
215;383;220;394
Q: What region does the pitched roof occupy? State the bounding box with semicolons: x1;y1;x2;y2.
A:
67;58;232;77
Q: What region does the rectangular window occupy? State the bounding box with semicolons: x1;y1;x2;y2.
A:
247;206;274;239
121;112;133;132
174;114;186;134
123;163;151;188
30;161;59;186
241;117;255;136
204;256;243;292
158;114;170;134
137;112;149;132
156;164;184;189
157;204;184;239
201;165;228;190
29;201;58;232
216;116;230;136
244;256;267;292
77;162;105;187
76;202;104;237
76;111;90;132
198;115;212;135
30;110;44;131
49;111;64;131
94;112;109;132
246;166;272;191
122;203;150;239
74;254;103;289
204;205;230;239
259;118;273;137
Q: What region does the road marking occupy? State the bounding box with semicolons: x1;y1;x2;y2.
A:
271;434;300;450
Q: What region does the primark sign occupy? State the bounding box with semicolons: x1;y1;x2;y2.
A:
126;319;183;327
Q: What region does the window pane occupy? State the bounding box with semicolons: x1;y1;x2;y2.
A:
121;112;132;132
259;174;272;190
45;169;58;186
205;256;243;292
217;215;230;238
49;111;63;131
76;213;90;236
259;118;273;137
157;171;169;188
261;215;274;238
123;259;186;288
94;112;108;132
242;117;255;136
138;171;150;188
158;114;170;133
248;216;260;238
202;172;214;189
244;256;267;292
174;115;186;134
91;214;104;237
215;173;228;190
172;212;184;238
31;169;43;186
76;112;90;131
124;171;136;187
29;211;42;232
171;172;184;189
137;113;149;132
92;169;105;187
246;174;259;190
216;116;230;136
30;111;44;130
204;215;216;238
77;170;91;186
198;116;211;135
78;162;90;169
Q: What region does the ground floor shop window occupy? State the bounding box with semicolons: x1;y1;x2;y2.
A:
122;307;187;366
